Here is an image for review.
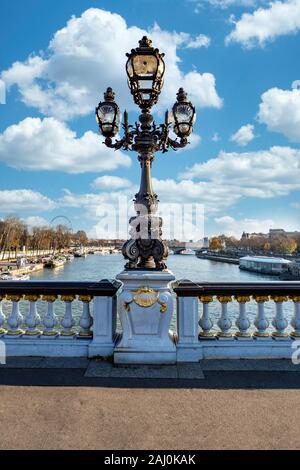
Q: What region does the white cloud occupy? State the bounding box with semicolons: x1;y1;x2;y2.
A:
214;215;275;237
91;175;132;190
292;80;300;90
0;117;131;173
168;131;201;152
152;178;241;214
66;144;300;222
23;216;50;228
181;146;300;199
185;34;211;48
193;0;257;10
0;190;55;213
0;79;6;104
258;85;300;142
230;124;255;146
1;8;222;120
59;188;136;209
212;132;221;142
226;0;300;48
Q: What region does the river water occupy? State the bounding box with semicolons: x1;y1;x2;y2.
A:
23;253;294;334
30;253;276;283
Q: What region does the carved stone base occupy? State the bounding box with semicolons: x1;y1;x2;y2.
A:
114;270;176;364
122;238;168;270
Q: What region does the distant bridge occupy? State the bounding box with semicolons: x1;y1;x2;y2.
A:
90;240;206;255
167;242;205;255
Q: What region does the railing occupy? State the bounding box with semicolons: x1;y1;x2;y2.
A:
173;281;300;361
0;280;121;358
1;279;300;362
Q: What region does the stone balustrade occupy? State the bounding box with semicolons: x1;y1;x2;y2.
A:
173;281;300;361
0;280;121;358
1;279;300;362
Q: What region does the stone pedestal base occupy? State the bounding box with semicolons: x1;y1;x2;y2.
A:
114;270;176;364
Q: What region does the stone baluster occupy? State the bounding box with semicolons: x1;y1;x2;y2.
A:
253;296;270;338
79;295;93;337
235;296;251;338
272;296;289;338
290;296;300;338
61;295;76;336
199;295;215;338
6;295;24;336
0;295;6;334
217;296;233;338
24;295;41;336
42;295;58;336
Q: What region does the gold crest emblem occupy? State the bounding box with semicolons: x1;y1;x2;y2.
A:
132;287;158;308
123;287;167;313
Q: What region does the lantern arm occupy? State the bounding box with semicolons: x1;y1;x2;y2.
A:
103;119;138;151
103;131;135;151
156;122;189;153
167;135;189;151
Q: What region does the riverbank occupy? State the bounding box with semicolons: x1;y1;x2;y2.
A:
196;252;239;265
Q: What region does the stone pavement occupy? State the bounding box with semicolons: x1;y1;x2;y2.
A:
1;358;300;449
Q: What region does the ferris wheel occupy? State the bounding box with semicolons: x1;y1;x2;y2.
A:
49;216;73;233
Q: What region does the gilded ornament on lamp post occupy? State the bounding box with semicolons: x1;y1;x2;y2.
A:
96;36;196;271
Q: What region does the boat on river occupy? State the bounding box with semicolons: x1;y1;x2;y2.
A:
180;249;196;255
44;258;65;269
239;256;291;275
0;272;30;281
74;249;87;258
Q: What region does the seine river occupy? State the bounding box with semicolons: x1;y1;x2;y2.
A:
26;253;293;333
30;253;274;283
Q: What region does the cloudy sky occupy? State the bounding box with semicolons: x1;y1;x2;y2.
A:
0;0;300;238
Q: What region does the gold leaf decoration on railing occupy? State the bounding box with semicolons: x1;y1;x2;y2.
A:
235;296;251;303
157;300;167;313
24;295;40;302
42;295;57;302
199;295;214;303
253;295;269;302
61;295;76;302
217;296;232;303
79;295;93;303
6;295;23;302
132;287;159;308
272;296;288;303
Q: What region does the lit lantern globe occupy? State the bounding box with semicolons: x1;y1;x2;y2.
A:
126;36;165;110
95;87;120;138
173;88;196;138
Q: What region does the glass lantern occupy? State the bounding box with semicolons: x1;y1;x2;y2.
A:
126;36;165;110
172;88;196;138
96;88;120;138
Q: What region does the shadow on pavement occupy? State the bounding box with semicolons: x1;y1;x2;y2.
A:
1;368;300;389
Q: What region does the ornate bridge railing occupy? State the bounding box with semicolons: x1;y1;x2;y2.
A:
173;281;300;361
1;279;300;362
0;280;121;358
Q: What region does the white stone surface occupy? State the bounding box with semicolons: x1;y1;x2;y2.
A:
88;296;117;358
114;270;176;364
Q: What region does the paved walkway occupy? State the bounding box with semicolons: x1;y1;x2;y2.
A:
1;359;300;450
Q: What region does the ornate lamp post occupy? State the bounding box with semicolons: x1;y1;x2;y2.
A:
96;36;196;271
96;37;196;364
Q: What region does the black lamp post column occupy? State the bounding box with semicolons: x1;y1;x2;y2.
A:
122;111;168;270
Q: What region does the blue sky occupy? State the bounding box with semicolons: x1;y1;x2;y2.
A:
0;0;300;239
